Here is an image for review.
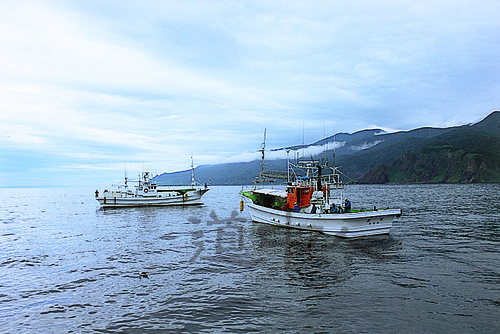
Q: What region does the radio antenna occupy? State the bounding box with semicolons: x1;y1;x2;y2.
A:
260;128;266;175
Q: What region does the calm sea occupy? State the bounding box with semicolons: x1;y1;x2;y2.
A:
0;184;499;333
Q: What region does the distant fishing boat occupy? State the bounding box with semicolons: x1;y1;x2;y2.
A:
96;160;209;208
240;131;402;238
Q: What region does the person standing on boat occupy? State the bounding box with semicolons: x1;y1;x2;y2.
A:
311;203;317;214
345;198;351;212
293;202;300;212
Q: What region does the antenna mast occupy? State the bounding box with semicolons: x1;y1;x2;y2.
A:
260;128;266;177
302;121;305;160
191;155;195;187
324;123;327;166
124;161;128;186
333;126;336;167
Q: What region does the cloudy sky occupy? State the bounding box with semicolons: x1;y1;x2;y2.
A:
1;0;499;187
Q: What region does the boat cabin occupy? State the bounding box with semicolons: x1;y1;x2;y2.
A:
286;186;313;209
140;183;157;195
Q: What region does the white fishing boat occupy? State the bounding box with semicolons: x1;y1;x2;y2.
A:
240;132;402;238
96;163;209;208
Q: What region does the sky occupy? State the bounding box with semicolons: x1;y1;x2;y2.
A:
1;0;499;187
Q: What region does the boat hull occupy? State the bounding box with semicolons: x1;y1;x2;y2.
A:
246;202;401;238
97;189;208;208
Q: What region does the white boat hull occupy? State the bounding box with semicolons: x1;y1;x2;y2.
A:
97;189;208;208
246;202;401;238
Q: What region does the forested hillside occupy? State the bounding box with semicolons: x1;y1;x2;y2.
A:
155;111;500;185
359;111;500;183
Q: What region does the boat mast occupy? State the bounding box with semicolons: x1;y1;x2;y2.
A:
333;127;336;168
259;128;266;183
124;162;128;188
191;156;195;187
302;121;305;160
286;149;291;183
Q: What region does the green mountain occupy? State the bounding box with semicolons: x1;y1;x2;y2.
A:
156;160;281;186
333;126;457;180
155;111;500;185
358;111;500;183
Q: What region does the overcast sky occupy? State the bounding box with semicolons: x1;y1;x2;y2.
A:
1;0;499;187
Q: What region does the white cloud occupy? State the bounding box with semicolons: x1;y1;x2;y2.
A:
0;0;499;186
351;140;384;151
221;141;346;164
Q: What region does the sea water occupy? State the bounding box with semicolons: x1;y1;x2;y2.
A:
0;184;499;333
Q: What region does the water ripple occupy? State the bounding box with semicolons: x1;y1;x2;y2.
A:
0;185;498;333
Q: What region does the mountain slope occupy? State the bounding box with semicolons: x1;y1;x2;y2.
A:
358;111;500;183
334;127;455;180
155;111;500;185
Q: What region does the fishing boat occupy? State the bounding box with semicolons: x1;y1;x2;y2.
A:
96;162;209;208
240;132;402;238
